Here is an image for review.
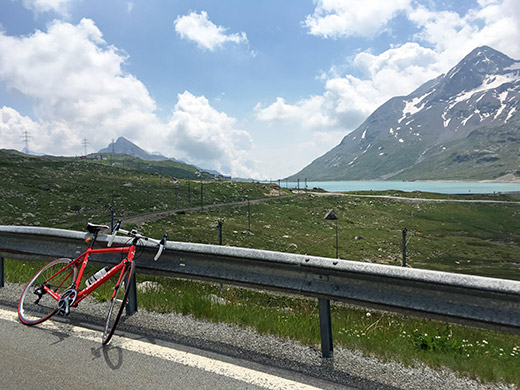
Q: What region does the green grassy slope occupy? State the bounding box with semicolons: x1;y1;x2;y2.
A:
94;152;217;179
140;193;520;281
0;149;280;228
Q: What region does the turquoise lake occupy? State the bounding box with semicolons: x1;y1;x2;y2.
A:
279;181;520;194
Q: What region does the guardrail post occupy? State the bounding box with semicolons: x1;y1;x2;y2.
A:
318;298;333;358
126;271;138;316
218;220;223;245
0;257;4;288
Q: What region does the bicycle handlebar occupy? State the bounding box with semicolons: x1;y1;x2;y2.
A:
107;220;167;261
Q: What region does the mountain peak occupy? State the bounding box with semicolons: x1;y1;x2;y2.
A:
99;137;168;160
439;46;518;99
447;45;515;76
288;46;520;181
115;136;131;144
466;45;510;61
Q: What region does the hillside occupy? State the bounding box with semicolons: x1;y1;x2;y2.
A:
289;46;520;181
95;152;217;180
0;149;278;228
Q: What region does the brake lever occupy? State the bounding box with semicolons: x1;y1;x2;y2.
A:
154;234;167;261
108;220;121;247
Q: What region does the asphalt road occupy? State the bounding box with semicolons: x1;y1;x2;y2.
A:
0;305;351;390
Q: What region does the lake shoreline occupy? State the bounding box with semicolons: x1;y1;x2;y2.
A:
279;180;520;194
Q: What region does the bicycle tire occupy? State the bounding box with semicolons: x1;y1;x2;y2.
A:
101;261;134;345
18;258;77;325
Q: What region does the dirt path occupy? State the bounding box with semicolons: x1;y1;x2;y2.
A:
122;194;296;225
309;192;520;205
121;191;520;226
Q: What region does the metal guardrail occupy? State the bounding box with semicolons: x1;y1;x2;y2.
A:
1;225;520;358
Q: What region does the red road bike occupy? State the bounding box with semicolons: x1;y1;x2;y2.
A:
18;221;166;344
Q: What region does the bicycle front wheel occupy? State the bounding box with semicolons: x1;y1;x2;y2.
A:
18;258;77;325
102;261;134;345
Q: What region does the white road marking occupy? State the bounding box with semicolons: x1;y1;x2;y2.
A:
0;308;323;390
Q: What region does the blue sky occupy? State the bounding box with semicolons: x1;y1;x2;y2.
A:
1;0;520;179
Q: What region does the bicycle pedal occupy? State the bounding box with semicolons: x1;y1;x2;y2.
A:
57;306;70;316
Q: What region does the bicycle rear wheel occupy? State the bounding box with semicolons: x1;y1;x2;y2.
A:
102;261;134;345
18;258;77;325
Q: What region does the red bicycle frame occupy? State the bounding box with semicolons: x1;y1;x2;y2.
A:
18;221;166;345
42;244;137;305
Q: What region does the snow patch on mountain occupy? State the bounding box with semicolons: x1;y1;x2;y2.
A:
398;90;433;123
506;107;517;122
453;73;520;106
505;63;520;71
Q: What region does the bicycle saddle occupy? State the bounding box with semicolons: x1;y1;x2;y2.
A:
86;223;109;234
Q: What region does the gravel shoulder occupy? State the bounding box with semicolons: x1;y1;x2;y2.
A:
1;282;514;390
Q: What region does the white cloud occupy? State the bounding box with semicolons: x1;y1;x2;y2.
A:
263;0;520;143
167;91;256;178
167;91;256;177
0;106;42;151
20;0;72;16
349;42;440;100
0;19;258;175
303;0;411;38
0;106;87;155
255;96;336;129
0;18;164;155
174;11;248;51
407;0;520;65
256;42;439;134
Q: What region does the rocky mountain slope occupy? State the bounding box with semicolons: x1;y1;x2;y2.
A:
288;46;520;181
98;136;169;161
98;137;226;178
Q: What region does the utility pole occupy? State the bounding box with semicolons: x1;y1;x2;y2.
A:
402;228;407;267
82;138;89;157
108;191;115;231
201;181;204;211
247;196;251;231
21;130;31;153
